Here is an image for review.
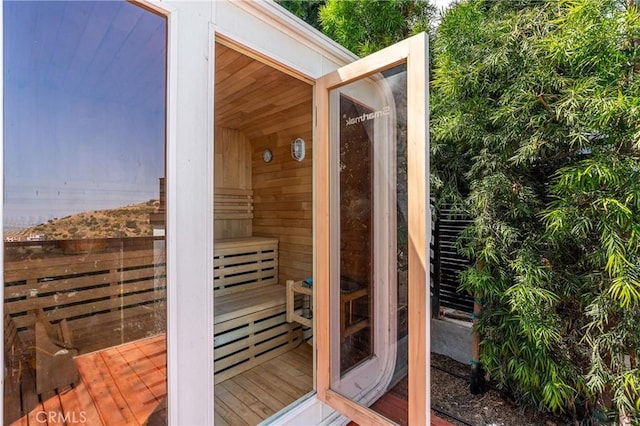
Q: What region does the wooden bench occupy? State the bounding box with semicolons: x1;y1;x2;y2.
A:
213;237;303;384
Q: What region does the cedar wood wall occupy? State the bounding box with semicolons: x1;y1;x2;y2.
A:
214;101;313;284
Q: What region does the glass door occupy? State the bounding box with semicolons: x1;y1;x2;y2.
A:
315;33;429;425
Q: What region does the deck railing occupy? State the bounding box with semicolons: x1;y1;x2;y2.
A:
4;236;167;355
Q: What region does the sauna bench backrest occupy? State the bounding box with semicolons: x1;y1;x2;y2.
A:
213;237;279;297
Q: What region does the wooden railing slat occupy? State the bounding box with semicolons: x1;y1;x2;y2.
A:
8;278;166;320
5;265;165;300
4;249;159;281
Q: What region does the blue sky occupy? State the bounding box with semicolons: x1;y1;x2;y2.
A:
3;1;166;228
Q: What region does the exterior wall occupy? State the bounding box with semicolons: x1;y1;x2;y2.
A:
212;1;355;79
153;2;215;424
431;318;473;365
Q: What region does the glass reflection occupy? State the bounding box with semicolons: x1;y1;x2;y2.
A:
3;1;167;423
339;94;374;374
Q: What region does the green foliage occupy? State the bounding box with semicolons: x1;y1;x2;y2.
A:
318;0;435;56
277;0;435;56
433;0;640;420
276;0;325;30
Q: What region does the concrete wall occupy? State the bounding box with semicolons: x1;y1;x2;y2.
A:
431;318;472;365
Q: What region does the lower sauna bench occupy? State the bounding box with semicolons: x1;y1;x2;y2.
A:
213;237;304;384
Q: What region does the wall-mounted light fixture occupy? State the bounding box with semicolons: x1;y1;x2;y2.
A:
291;138;305;162
262;148;273;163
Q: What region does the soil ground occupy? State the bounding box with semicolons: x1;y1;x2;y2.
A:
430;353;567;426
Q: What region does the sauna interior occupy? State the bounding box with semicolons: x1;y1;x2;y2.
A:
214;41;313;248
212;40;315;424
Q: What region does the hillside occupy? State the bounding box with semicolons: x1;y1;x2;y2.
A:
21;200;161;240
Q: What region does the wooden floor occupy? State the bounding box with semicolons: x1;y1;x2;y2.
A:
214;342;314;425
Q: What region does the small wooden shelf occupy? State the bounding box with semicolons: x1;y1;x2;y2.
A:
286;280;313;328
340;287;369;341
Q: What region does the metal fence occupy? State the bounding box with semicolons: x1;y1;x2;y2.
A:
431;207;474;316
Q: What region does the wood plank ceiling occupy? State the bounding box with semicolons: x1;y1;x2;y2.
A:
215;43;313;140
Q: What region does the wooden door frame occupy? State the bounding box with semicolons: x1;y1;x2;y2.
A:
314;33;429;425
